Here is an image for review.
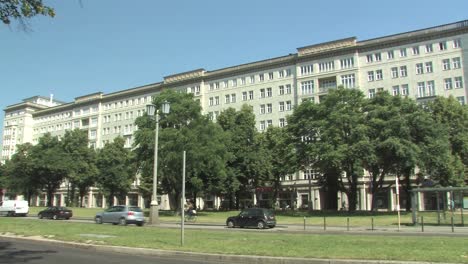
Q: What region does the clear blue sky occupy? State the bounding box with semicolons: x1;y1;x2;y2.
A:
1;0;468;144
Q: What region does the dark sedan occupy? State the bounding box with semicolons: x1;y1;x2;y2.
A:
226;208;276;229
38;206;73;220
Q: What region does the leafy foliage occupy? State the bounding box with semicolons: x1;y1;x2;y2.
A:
0;0;54;25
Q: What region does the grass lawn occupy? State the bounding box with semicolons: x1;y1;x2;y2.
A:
0;217;467;263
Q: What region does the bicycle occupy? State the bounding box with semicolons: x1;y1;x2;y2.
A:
184;213;197;222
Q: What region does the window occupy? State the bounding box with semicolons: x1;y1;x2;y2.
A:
455;77;463;89
417;82;425;98
300;64;313;75
400;66;407;77
250;76;255;84
416;63;424;74
259;74;265;82
268;72;274;80
286;101;292;111
267;120;272;128
279;70;284;78
266;87;272;97
427;81;435;96
260;105;265;114
368;88;376;98
242;91;247;101
374;53;382;61
231;93;236;103
340;57;354;69
260;89;265;98
443;59;451;70
267;104;272;113
391;67;398;78
439;41;447;51
425;62;433;73
241;77;246;85
223;81;228;88
400;48;407;57
225;95;230;103
367;71;375;81
285;84;292;94
366;54;373;63
248;91;254;100
425;44;433;53
375;69;383;80
392;85;400;96
444;78;453;90
215;96;219;105
260;121;265;131
279;102;285;112
453;57;461;69
387;50;394;59
453;39;461;48
232;79;237;87
301;80;314;94
319;61;334;72
412;46;420;55
279;118;286;128
401;84;409;96
279;85;284;95
341;74;355;88
286;69;292;77
457;96;466;105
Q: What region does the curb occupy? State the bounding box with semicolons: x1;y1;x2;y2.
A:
0;235;454;264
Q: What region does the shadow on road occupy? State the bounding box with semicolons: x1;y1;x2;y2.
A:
0;241;56;263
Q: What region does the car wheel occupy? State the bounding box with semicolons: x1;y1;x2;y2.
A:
38;213;43;219
95;217;102;224
227;220;235;228
256;221;266;229
136;222;144;227
119;218;127;226
65;217;70;220
52;215;58;220
268;225;276;228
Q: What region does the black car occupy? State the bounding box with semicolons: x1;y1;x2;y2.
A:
226;208;276;229
38;206;73;220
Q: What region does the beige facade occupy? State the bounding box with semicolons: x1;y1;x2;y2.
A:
2;20;468;210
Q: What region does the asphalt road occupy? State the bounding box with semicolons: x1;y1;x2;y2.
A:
0;237;223;264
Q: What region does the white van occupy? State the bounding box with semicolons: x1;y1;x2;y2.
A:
0;200;29;216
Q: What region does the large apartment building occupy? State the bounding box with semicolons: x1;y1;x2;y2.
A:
2;20;468;210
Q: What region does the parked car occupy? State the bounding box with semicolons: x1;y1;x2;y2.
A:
226;208;276;229
95;205;144;226
0;200;29;217
38;206;73;220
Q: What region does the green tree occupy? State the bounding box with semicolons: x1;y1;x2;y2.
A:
422;96;468;186
264;126;296;208
29;133;69;206
363;92;421;211
61;129;98;207
1;0;54;25
96;137;134;207
2;143;39;203
134;90;228;211
217;105;265;209
288;88;368;211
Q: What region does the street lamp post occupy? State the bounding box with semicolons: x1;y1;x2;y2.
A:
146;101;170;225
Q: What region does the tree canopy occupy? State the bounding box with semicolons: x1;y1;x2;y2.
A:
1;0;54;25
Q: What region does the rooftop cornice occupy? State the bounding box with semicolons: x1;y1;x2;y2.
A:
4;101;50;113
357;20;468;51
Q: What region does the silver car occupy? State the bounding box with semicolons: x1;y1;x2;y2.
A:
95;205;145;226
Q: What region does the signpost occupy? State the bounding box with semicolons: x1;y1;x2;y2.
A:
396;176;401;231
